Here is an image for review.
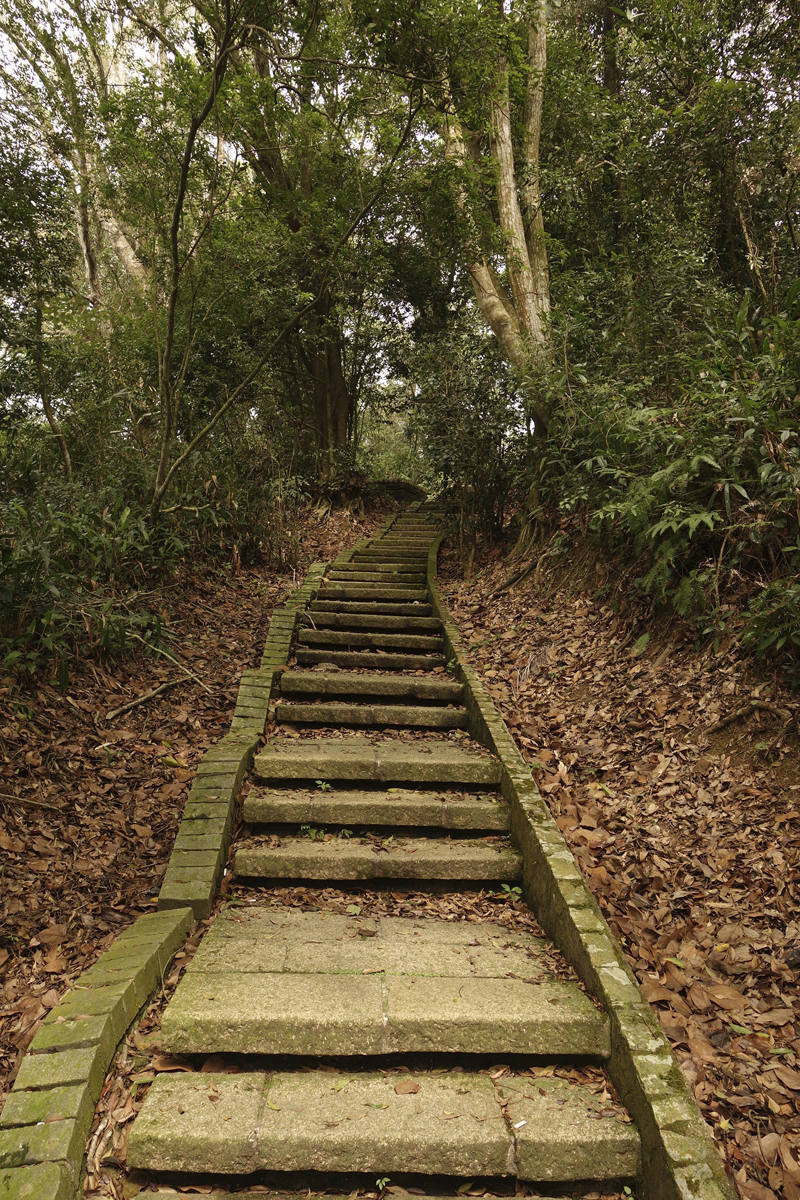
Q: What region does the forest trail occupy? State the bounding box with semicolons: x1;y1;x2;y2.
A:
126;505;642;1190
1;506;734;1200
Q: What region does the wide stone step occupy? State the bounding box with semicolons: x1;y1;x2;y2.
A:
235;836;521;881
128;1069;639;1180
333;563;427;575
319;586;429;601
243;786;510;829
309;600;433;615
158;909;609;1058
377;538;433;545
328;570;426;584
353;552;428;562
281;671;464;703
253;737;501;785
276;702;467;728
298;629;443;652
296;650;446;670
299;612;442;631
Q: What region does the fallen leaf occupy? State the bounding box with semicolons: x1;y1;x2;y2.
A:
201;1054;225;1073
151;1053;194;1073
394;1078;420;1095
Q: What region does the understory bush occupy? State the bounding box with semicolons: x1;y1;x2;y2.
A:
524;289;800;674
0;492;185;681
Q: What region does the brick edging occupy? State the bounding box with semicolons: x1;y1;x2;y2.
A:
426;538;734;1200
0;563;330;1199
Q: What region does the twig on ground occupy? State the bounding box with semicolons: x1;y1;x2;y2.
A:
106;679;182;721
128;632;212;693
706;698;792;734
0;792;61;812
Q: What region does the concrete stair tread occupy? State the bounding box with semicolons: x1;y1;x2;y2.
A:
243;786;510;829
309;601;433;615
280;671;463;702
254;737;501;784
295;651;447;670
275;702;467;728
298;630;443;650
333;563;428;574
234;834;521;881
319;587;430;601
127;1068;639;1179
328;571;426;584
158;909;608;1058
299;612;441;630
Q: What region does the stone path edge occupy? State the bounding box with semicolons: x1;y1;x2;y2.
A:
426;538;735;1200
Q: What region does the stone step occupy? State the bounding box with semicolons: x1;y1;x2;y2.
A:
158;909;609;1059
234;835;522;881
319;586;429;601
253;737;501;785
353;551;428;561
128;1069;639;1181
309;601;433;615
296;650;446;670
280;671;464;703
333;563;427;575
327;571;426;584
298;630;443;652
243;786;510;829
299;612;442;631
275;702;467;729
376;537;433;544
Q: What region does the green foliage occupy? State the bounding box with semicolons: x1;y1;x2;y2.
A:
527;291;800;665
0;492;183;679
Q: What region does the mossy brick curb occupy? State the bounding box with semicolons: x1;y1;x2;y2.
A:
0;907;191;1199
425;539;735;1200
157;563;328;920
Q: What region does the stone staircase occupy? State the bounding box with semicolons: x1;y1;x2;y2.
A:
126;506;643;1191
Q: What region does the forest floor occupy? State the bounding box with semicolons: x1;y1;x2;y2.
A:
439;541;800;1200
0;501;396;1107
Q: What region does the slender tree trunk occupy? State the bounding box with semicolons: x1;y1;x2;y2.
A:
443;0;552;434
35;286;72;477
75;155;102;306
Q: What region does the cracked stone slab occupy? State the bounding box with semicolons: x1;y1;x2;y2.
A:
275;702;466;729
127;1070;639;1180
234;836;520;882
242;786;510;829
159;908;608;1058
280;671;463;701
253;737;501;785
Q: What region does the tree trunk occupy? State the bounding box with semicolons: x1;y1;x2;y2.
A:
35;287;72;477
443;2;552;432
305;321;353;481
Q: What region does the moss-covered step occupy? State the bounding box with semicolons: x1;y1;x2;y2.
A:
280;670;463;703
298;630;443;652
309;600;434;616
295;650;446;670
253;736;501;785
331;563;428;575
352;552;429;561
318;586;429;601
275;702;466;729
298;612;442;631
234;834;520;882
127;1068;639;1180
327;571;426;585
158;907;609;1058
242;786;510;829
